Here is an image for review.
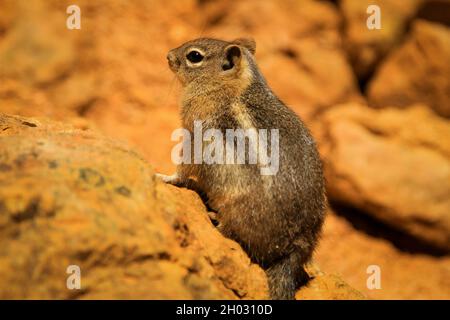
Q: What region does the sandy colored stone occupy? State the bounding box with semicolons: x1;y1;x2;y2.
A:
0;113;268;299
0;1;76;86
316;212;450;300
295;264;366;300
341;0;424;78
317;103;450;251
368;20;450;117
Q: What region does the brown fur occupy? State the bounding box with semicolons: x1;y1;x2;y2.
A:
160;38;327;299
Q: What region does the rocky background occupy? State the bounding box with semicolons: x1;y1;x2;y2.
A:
0;0;449;299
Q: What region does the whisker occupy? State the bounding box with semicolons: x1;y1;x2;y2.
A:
162;74;178;109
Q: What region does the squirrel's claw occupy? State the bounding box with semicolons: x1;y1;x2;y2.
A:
155;173;179;185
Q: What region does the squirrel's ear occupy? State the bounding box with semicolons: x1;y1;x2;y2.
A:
222;45;242;71
232;38;256;55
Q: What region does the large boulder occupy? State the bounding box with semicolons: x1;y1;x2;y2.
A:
0;113;267;299
317;103;450;252
368;20;450;117
0;113;363;299
316;212;450;299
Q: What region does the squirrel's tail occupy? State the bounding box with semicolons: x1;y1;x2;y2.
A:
266;251;310;300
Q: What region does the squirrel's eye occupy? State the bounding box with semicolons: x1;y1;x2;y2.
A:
186;50;204;63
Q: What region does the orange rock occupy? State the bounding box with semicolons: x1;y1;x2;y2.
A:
317;103;450;251
296;264;366;300
341;0;424;78
316;212;450;300
368;20;450;117
0;113;268;299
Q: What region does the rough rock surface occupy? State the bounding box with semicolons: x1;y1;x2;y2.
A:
296;264;365;300
368;20;450;117
316;212;450;300
0;113;267;299
0;113;362;299
340;0;424;79
317;103;450;252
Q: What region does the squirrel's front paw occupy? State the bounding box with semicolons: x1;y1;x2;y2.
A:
155;173;178;184
207;211;220;226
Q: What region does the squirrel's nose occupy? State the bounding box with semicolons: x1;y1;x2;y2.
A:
167;51;180;71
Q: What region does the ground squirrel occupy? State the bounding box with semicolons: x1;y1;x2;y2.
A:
158;38;326;299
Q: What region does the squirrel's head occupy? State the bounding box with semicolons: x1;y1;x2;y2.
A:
167;37;256;88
